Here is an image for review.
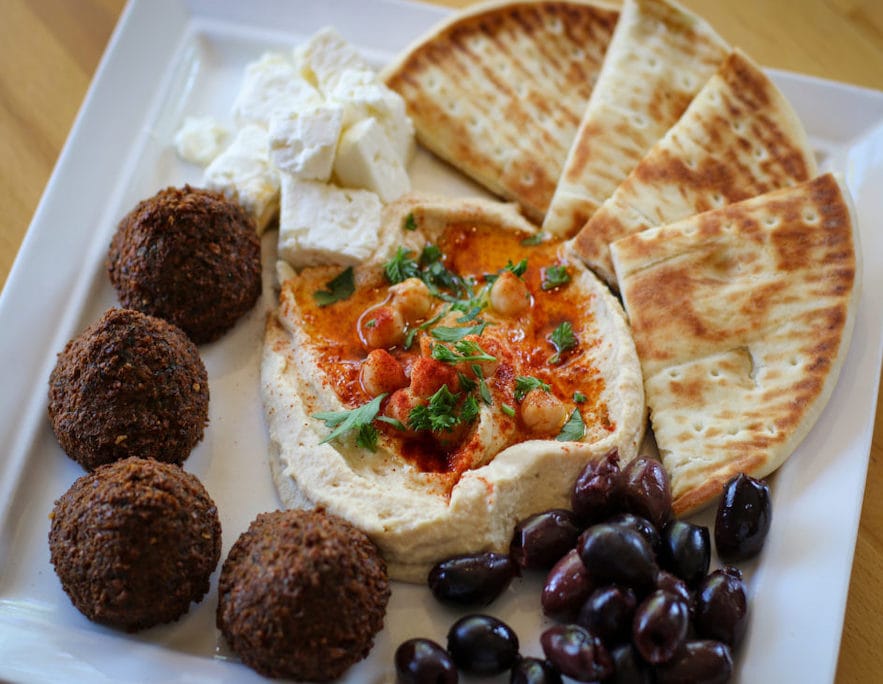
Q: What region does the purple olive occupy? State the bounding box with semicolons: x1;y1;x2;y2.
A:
576;585;637;647
632;590;690;665
660;520;710;587
571;449;622;524
428;552;515;606
620;457;672;530
654;570;694;615
607;512;663;557
511;509;581;571
447;614;520;676
693;567;748;648
654;640;733;684
715;473;772;562
607;643;653;684
578;523;658;594
510;656;563;684
540;624;613;682
395;638;458;684
542;548;595;621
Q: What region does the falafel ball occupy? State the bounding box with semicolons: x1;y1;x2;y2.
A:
48;308;208;470
217;509;391;681
107;185;261;344
49;457;222;632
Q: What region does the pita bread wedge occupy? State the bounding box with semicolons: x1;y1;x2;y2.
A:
382;0;619;222
543;0;729;238
610;173;860;515
570;49;818;286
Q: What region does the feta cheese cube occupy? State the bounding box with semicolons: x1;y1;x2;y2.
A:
333;118;410;202
278;175;381;267
327;69;416;165
232;52;323;128
294;27;371;94
203;124;280;233
268;103;343;181
174;116;229;166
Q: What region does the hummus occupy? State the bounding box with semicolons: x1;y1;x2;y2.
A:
261;194;646;581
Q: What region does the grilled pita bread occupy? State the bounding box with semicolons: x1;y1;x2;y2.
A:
570;49;818;286
382;0;619;222
610;173;860;515
543;0;729;238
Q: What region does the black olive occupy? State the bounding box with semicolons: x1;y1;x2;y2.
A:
576;585;638;647
571;449;622;524
578;523;658;594
510;656;563;684
510;509;581;571
540;623;614;682
654;640;733;684
395;638;458;684
428;552;515;606
447;614;520;676
632;590;690;665
715;472;772;562
541;548;595;621
607;512;663;558
609;643;654;684
693;567;748;648
620;457;672;530
660;520;710;587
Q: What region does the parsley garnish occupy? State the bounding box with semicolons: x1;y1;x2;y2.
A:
430;322;488;342
542;265;571;291
420;244;443;265
408;385;460;432
404;212;418;231
521;232;546;246
313;267;355;307
384;247;421;284
548;321;577;365
514;376;552;401
506;259;528;277
460;395;480;423
473;364;493;405
573;391;587;403
556;408;586;441
501;403;516;418
313;393;386;450
432;340;497;364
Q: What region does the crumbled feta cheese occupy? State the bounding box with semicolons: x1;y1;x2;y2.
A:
334;118;410;202
268;103;343;181
174;116;229;166
277;174;381;267
232;52;323;128
293;27;371;94
327;69;415;165
203;124;280;233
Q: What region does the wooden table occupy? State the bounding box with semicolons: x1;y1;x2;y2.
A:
1;0;881;681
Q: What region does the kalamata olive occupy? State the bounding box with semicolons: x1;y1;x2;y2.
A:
540;624;613;682
510;656;563;684
715;472;772;562
571;449;622;524
660;520;710;587
395;638;459;684
654;570;693;614
428;552;515;606
607;643;653;684
632;590;690;665
620;457;672;530
693;567;748;648
447;614;520;676
542;548;595;621
578;523;658;594
576;585;637;647
654;640;733;684
607;512;663;557
511;509;581;571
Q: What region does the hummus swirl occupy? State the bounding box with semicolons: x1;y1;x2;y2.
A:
262;194;645;581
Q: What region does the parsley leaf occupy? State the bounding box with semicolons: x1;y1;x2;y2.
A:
420;244;443;265
573;391;587;403
521;232;546;246
403;310;445;350
556;408;586;441
431;339;497;364
542;264;571;291
472;364;493;405
506;258;528;277
313;267;355;307
460;395;480;423
548;321;577;364
408;385;460;432
501;403;516;418
384;247;421;284
313;394;386;449
403;212;418;231
430;322;488;342
514;376;552;401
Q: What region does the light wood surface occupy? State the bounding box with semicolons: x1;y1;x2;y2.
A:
1;0;881;681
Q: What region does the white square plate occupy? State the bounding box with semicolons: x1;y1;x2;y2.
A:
1;1;882;682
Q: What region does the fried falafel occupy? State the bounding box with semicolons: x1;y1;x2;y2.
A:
48;308;208;470
217;509;391;681
49;457;222;632
107;185;261;344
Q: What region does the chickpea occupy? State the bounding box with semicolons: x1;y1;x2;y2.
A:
490;270;531;316
520;389;567;435
360;305;405;349
390;277;433;323
410;356;460;398
385;388;422;436
360;349;408;397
